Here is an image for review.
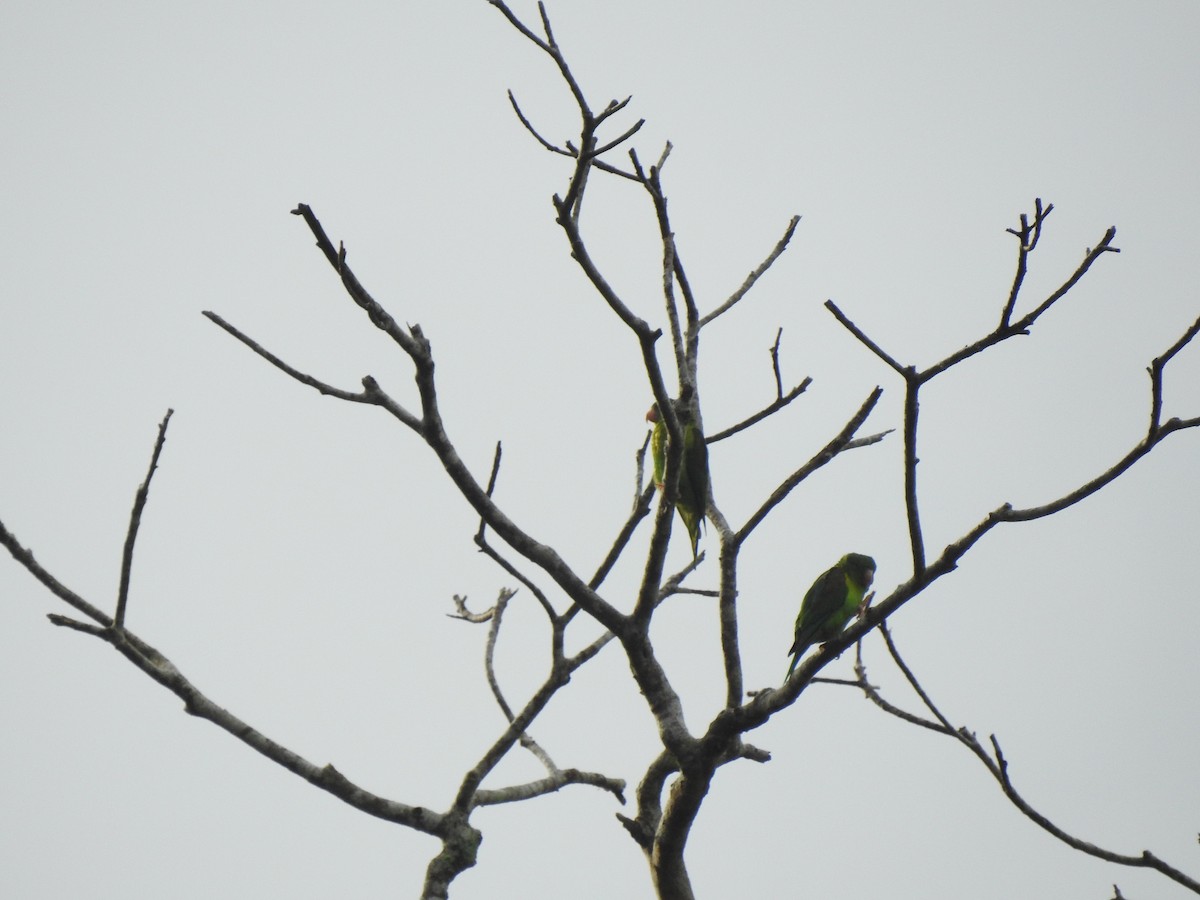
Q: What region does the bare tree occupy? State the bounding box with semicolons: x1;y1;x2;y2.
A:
2;4;1198;898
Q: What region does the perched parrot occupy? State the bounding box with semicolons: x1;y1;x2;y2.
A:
646;399;709;558
785;553;876;678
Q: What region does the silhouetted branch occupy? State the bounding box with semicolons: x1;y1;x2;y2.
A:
826;205;1130;577
507;89;571;156
1000;198;1053;328
46;613;107;637
770;328;784;396
1149;313;1200;436
471;442;558;620
1;523;111;627
590;484;656;591
592;114;646;158
473;767;626;807
707;378;813;444
115;409;173;629
736;387;883;543
705;329;813;444
701;216;801;327
824;301;907;375
862;627;1200;893
617;750;675;850
203;311;424;434
447;594;495;624
478;588;561;772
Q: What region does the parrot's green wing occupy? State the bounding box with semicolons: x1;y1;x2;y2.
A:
675;419;709;558
785;553;876;678
646;400;709;558
787;566;845;673
649;414;666;489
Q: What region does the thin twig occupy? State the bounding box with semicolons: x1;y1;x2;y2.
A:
1000;199;1053;328
824;300;908;375
203;312;382;406
0;522;112;627
736;387;883;543
480;588;559;771
859;628;1200;892
114;410;173;629
472;767;625;807
770;328;784;398
1149;313;1200;435
507;90;573;157
700;216;801;327
46;614;108;637
706;377;812;444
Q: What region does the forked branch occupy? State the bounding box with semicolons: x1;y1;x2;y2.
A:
849;625;1200;894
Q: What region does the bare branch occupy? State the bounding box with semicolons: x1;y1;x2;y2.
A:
589;484;656;592
874;625;948;727
1000;198;1053;328
701;327;819;446
446;594;495;624
736;387;883;543
45;611;460;837
452;656;598;814
901;375;925;574
922;223;1121;381
659;214;686;377
289;205;425;358
46;613;108;637
830;210;1121;387
700;216;801;327
469;445;560;622
551;192;660;340
706;377;812;444
281;202;629;637
487;0;550;52
640;163;701;385
472;767;626;808
505;88;639;179
203;311;390;408
846;641;952;735
982;737;1200;891
1;522;112;627
1020;226;1120;326
1004;390;1200;525
825;300;909;375
591;117;646;158
770;328;784;397
858;630;1200;892
228;215;663;852
594;95;633;126
506;90;573;157
1149;313;1200;435
476;588;561;773
617;751;676;850
115;410;173;629
482;589;517;723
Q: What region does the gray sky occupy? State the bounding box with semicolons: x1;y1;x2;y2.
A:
2;2;1198;897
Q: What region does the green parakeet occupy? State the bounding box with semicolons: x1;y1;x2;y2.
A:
646;400;709;558
785;553;876;678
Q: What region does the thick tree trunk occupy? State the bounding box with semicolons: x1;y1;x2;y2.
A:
421;819;482;900
649;768;714;900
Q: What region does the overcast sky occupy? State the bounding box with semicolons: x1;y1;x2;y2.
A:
2;2;1198;898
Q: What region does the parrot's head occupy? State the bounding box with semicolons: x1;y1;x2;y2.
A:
842;553;876;589
646;403;661;423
